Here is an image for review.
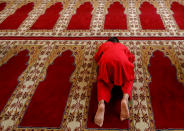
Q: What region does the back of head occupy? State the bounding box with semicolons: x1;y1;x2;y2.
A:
107;37;119;43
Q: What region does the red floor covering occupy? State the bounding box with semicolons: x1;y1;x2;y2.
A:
19;50;75;127
0;1;183;130
148;50;184;129
67;2;93;30
87;84;129;129
171;2;184;30
31;2;63;30
0;2;6;12
139;2;165;30
0;2;34;30
1;36;184;40
104;2;127;30
0;50;29;113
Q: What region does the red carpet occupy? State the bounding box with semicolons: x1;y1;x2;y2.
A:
0;1;183;131
87;84;129;129
0;2;34;30
104;2;127;29
139;2;165;30
0;2;6;12
67;2;93;30
31;2;63;30
171;2;184;29
0;50;29;113
19;50;75;127
148;50;184;129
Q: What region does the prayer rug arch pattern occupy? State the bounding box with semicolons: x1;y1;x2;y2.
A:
139;1;165;30
67;2;93;30
0;2;34;30
0;40;183;131
0;0;183;37
101;0;129;33
30;2;63;30
0;0;184;131
0;50;29;113
104;1;127;30
141;44;184;130
170;1;184;30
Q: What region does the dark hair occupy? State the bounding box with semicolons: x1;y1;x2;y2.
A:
107;37;119;43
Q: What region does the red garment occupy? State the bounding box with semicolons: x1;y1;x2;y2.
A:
94;41;135;103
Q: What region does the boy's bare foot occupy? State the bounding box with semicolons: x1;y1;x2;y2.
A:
120;95;129;121
94;100;105;127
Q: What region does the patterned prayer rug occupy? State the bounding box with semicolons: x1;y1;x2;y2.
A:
0;0;184;131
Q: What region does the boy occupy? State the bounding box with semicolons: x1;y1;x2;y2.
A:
94;37;135;127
